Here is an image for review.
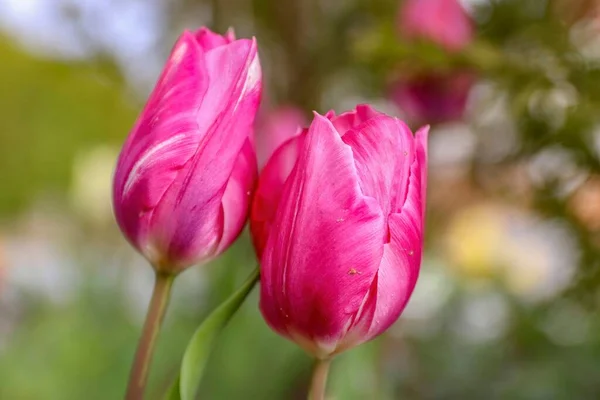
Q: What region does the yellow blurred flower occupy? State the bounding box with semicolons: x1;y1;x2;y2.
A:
445;202;577;302
69;145;118;226
446;205;504;279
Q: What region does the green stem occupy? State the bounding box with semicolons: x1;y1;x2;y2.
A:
125;271;175;400
308;358;332;400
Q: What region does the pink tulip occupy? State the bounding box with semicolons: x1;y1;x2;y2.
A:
398;0;473;52
255;106;307;169
392;0;475;124
113;27;262;274
251;105;428;358
390;70;475;125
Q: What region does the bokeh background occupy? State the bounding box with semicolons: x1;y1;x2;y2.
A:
1;0;600;399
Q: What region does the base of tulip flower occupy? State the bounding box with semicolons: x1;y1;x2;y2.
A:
308;358;332;400
125;271;175;400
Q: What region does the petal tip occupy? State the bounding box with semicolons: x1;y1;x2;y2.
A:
355;103;379;115
191;26;211;38
311;110;326;119
226;27;237;41
417;124;430;135
311;112;336;129
415;125;429;150
177;29;200;45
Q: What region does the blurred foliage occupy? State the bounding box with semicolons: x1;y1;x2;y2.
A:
0;36;135;215
1;0;600;399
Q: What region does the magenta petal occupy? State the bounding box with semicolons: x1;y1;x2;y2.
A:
344;129;428;345
260;113;386;356
194;27;235;51
346;214;422;344
250;133;305;258
415;125;429;221
142;38;261;269
113;32;208;255
218;139;258;253
342;116;415;219
329;104;381;136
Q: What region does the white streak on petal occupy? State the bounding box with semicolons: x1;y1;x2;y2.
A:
234;53;261;112
122;133;186;196
171;41;188;64
244;53;261;94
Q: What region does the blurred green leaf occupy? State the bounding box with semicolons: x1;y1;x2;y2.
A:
164;376;181;400
178;267;259;400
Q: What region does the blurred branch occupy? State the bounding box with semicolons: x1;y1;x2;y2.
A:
270;0;323;110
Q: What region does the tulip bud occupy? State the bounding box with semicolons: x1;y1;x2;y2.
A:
113;27;262;274
251;105;428;358
390;70;475;125
392;0;475;124
398;0;473;52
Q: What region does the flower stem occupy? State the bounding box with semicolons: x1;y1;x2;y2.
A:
308;358;332;400
125;271;175;400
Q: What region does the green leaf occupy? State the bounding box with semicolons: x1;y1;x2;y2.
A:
164;376;180;400
176;266;260;400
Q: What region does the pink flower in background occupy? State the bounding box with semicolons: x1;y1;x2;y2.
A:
398;0;473;52
390;71;475;125
251;105;428;358
392;0;476;124
113;27;262;274
255;106;306;169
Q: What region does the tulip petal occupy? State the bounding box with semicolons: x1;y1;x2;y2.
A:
260;113;386;356
415;126;429;221
194;27;235;51
251;133;305;258
342;126;428;346
113;32;208;252
148;39;261;269
217;138;258;253
341;116;415;222
330;104;381;136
